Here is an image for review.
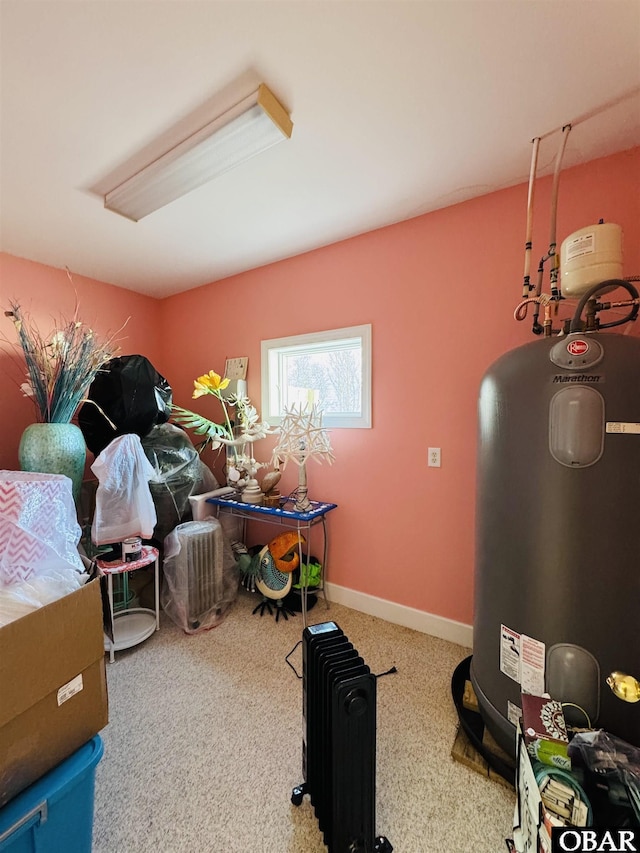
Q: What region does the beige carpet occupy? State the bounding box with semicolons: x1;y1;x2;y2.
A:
92;588;515;853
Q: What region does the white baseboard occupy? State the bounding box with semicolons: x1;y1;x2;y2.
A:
323;582;473;649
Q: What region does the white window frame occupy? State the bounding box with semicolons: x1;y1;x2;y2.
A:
261;324;372;428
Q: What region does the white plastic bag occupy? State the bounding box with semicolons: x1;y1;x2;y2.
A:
0;568;88;627
91;434;159;544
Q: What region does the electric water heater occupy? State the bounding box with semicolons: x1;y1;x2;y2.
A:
471;330;640;755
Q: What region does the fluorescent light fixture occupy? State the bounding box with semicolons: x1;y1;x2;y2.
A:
104;83;293;221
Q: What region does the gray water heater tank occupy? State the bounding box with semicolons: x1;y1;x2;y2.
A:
471;330;640;756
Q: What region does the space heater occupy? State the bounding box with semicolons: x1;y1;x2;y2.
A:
163;518;227;632
291;621;392;853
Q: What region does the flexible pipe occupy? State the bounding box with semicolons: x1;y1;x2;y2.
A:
548;125;572;300
597;307;640;330
518;125;571;309
530;258;546;330
569;280;640;332
517;257;545;322
522;137;541;297
535;257;544;297
514;294;552;322
548;124;571;254
600;299;640;310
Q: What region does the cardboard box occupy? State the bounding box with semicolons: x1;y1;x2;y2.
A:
521;693;570;770
0;577;109;807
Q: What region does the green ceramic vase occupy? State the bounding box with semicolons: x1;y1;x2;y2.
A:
18;423;86;503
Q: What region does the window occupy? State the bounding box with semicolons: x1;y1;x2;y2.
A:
261;324;371;428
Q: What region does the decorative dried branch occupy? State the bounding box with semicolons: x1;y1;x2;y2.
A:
271;403;335;468
4;301;122;423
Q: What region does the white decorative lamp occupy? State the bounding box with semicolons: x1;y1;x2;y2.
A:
271;404;334;512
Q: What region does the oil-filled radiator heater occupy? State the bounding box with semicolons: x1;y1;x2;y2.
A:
291;621;392;853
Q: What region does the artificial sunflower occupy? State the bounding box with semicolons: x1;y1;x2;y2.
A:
192;370;230;399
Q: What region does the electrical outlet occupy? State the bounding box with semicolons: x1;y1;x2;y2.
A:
428;447;441;467
224;357;248;381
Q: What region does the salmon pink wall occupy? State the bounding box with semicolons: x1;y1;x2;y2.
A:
0;255;162;471
1;149;637;626
159;147;640;625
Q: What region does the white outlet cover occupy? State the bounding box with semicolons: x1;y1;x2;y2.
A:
428;447;441;467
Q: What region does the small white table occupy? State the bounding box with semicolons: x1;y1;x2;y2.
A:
97;545;160;663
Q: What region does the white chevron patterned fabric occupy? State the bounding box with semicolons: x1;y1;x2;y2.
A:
0;470;83;584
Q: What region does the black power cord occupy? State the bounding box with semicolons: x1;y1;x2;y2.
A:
285;638;398;681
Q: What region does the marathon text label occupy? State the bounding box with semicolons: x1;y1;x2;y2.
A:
552;375;603;384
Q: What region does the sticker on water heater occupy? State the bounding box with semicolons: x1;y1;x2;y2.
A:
606;422;640;434
500;624;521;683
520;635;546;696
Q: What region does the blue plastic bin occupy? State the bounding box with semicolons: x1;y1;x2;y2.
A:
0;736;103;853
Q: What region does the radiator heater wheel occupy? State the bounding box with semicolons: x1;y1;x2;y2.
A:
290;783;306;807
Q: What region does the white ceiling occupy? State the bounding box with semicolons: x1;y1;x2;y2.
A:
1;0;639;298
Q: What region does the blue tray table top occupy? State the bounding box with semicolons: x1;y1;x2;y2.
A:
205;496;337;521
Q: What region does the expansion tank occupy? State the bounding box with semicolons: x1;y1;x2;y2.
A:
471;330;640;755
